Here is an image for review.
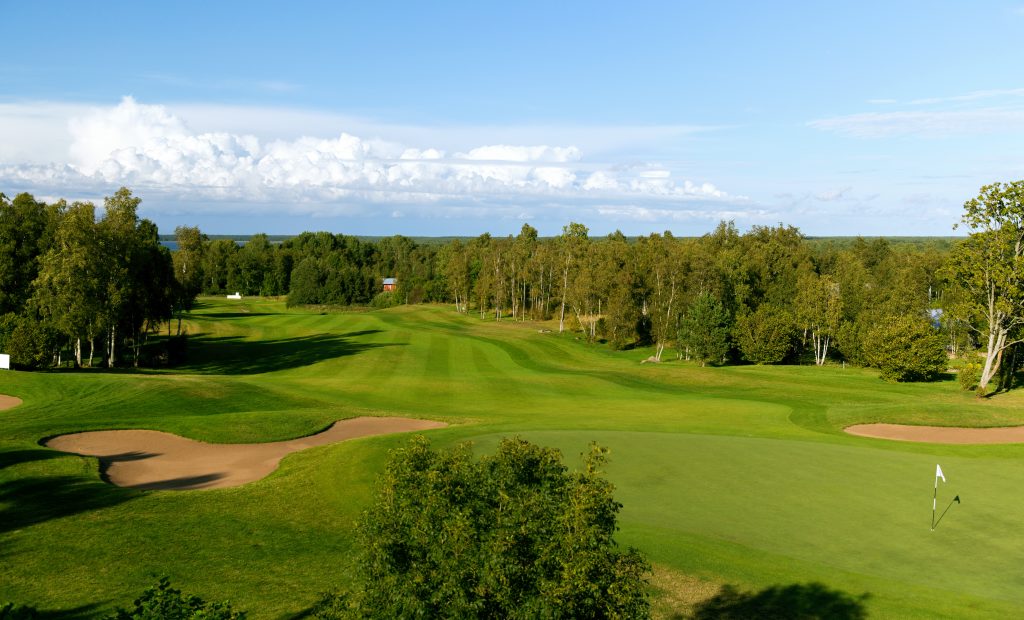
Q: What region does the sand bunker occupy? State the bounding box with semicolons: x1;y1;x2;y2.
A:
45;417;447;490
845;423;1024;444
0;394;23;410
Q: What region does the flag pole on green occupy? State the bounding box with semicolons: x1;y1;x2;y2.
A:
931;464;945;531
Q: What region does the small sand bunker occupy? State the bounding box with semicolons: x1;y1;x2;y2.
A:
0;394;23;410
45;417;447;491
845;423;1024;444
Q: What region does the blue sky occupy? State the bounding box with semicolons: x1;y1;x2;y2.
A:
2;1;1023;237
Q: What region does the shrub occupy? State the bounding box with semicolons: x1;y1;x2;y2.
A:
369;291;398;309
959;362;981;391
863;315;947;382
108;577;245;620
329;436;650;619
6;315;57;369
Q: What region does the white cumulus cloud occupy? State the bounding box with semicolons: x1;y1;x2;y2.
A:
0;97;733;215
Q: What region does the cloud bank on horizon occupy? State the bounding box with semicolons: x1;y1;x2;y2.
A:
0;97;742;227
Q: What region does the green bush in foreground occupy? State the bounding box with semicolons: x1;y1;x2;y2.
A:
108;577;245;620
325;436;650;619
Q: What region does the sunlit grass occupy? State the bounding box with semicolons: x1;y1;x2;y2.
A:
2;297;1023;617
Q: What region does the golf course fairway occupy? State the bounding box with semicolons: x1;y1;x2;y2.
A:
3;297;1024;618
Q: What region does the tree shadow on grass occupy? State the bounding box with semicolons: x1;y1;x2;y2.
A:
178;332;400;375
0;475;135;534
0;448;66;471
1;602;108;620
687;582;870;620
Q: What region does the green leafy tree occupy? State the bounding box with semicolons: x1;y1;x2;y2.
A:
5;313;58;369
737;224;810;310
557;222;589;333
172;226;207;334
338;436;650;619
33;201;105;366
678;293;731;366
202;239;238;294
734;303;795;364
862;315;947;382
946;181;1024;392
599;232;641;349
0;193;61;316
439;239;471;313
229;233;273;296
510;223;539;320
111;217;173;367
287;257;325;306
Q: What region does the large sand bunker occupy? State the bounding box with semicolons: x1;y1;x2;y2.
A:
45;417;447;490
0;394;23;410
845;423;1024;444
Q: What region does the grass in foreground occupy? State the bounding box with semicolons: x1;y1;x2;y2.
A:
3;297;1024;618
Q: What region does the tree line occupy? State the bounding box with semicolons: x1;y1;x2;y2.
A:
3;183;1023;392
436;221;958;382
0;189;174;368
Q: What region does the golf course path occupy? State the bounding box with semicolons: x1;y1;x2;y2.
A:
846;423;1024;444
45;417;447;490
0;394;23;410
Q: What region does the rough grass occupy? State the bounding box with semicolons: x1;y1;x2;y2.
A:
3;297;1024;618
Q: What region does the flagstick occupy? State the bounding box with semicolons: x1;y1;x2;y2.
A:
931;474;938;530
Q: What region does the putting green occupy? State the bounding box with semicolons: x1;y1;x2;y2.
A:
3;297;1024;618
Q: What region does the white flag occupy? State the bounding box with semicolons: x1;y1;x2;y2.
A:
936;464;946;482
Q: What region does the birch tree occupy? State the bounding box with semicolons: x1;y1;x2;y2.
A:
795;272;842;366
556;222;588;333
638;233;683;361
33;202;104;366
440;239;470;313
947;181;1024;392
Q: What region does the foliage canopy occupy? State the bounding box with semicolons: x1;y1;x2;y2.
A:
947;181;1024;391
336;436;650;619
863;315;947;382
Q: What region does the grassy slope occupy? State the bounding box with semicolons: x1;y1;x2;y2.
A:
3;297;1024;618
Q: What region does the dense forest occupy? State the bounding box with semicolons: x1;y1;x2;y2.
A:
2;185;1022;392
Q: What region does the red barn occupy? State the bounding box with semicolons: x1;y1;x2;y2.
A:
382;277;397;292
